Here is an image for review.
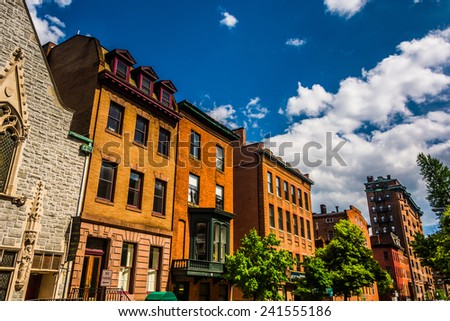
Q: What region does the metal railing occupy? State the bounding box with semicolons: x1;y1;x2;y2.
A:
172;259;224;273
68;287;131;301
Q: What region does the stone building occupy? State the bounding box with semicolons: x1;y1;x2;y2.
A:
46;35;180;300
170;100;238;300
232;128;314;300
312;204;379;301
0;0;87;301
365;175;435;300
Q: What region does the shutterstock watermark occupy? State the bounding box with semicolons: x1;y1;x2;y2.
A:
98;131;347;169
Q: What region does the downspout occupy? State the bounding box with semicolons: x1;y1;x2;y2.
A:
62;131;93;298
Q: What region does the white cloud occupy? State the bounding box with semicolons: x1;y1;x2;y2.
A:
286;38;306;47
286;83;333;117
273;28;450;229
244;97;269;119
324;0;369;18
206;104;239;129
26;0;70;44
220;12;238;29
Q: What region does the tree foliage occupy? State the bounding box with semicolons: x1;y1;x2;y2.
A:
297;220;392;300
412;153;450;275
224;229;294;300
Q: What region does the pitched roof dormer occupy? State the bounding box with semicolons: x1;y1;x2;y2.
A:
131;66;158;96
155;80;177;109
105;49;136;82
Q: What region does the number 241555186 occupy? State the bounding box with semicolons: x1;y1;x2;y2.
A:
260;305;331;317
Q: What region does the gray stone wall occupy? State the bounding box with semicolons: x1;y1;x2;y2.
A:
0;0;86;300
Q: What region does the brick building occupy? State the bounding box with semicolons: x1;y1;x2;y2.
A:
0;0;86;300
313;205;379;301
365;175;435;300
170;100;238;300
232;128;314;300
46;35;180;300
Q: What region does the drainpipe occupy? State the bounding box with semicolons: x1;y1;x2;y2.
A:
62;131;93;298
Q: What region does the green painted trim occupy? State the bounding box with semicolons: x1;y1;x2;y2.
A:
68;131;93;144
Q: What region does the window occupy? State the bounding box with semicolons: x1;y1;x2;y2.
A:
119;243;135;292
267;172;273;194
194;222;207;260
153;179;166;215
383;251;389;261
190;131;201;159
370;196;375;202
276;177;281;197
389;214;394;221
161;89;171;107
278;208;284;231
286;211;291;233
283;181;289;201
213;223;228;263
371;206;376;212
306;219;312;240
387;204;392;211
304;192;309;211
134;116;148;145
147;247;161;292
188;174;199;205
325;218;334;223
115;60;128;80
97;161;117;201
291;186;296;205
297;189;303;207
269;204;275;228
157;128;170;156
293;215;299;235
391;226;396;232
127;171;143;208
373;216;377;223
216;145;224;171
107;102;123;134
141;77;152;95
300;217;305;237
0;250;16;301
327;230;334;241
215;185;224;210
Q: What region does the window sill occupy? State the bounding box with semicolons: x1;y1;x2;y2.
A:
133;141;148;149
105;128;122;138
126;205;142;213
216;168;225;174
157;152;170;159
190;155;201;162
95;197;114;206
152;212;166;218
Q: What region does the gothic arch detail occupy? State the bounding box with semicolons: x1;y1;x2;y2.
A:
0;48;29;204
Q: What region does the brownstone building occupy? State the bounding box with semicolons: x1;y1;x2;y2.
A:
312;205;379;301
46;35;180;300
170;100;238;300
232;128;314;300
365;175;435;300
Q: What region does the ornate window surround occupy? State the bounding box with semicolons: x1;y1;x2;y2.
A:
0;48;29;206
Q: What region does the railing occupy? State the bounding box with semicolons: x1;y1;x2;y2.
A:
68;287;131;301
172;259;224;274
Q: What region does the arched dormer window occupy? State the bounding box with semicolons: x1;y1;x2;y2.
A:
0;48;29;204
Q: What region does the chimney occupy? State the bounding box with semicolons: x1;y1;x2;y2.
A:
233;127;246;145
387;174;391;179
335;206;339;212
320;204;327;214
367;176;373;182
42;42;56;57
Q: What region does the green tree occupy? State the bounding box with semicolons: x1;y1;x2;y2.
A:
223;229;294;301
293;250;332;300
301;220;392;301
412;153;450;276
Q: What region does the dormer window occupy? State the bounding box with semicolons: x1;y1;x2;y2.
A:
161;89;171;108
115;59;129;80
141;77;152;95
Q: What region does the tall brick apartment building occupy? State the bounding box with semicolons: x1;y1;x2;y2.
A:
46;35;180;300
0;1;86;300
232;128;314;300
365;175;434;300
313;205;378;301
170;100;239;300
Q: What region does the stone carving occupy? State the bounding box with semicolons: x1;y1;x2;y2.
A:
15;231;36;291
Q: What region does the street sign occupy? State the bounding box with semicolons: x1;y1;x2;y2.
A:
100;269;112;287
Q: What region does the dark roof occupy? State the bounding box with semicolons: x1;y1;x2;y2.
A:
179;100;240;141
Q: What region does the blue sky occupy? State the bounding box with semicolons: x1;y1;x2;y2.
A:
27;0;450;234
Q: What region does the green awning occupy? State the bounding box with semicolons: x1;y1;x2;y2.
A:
145;292;177;301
